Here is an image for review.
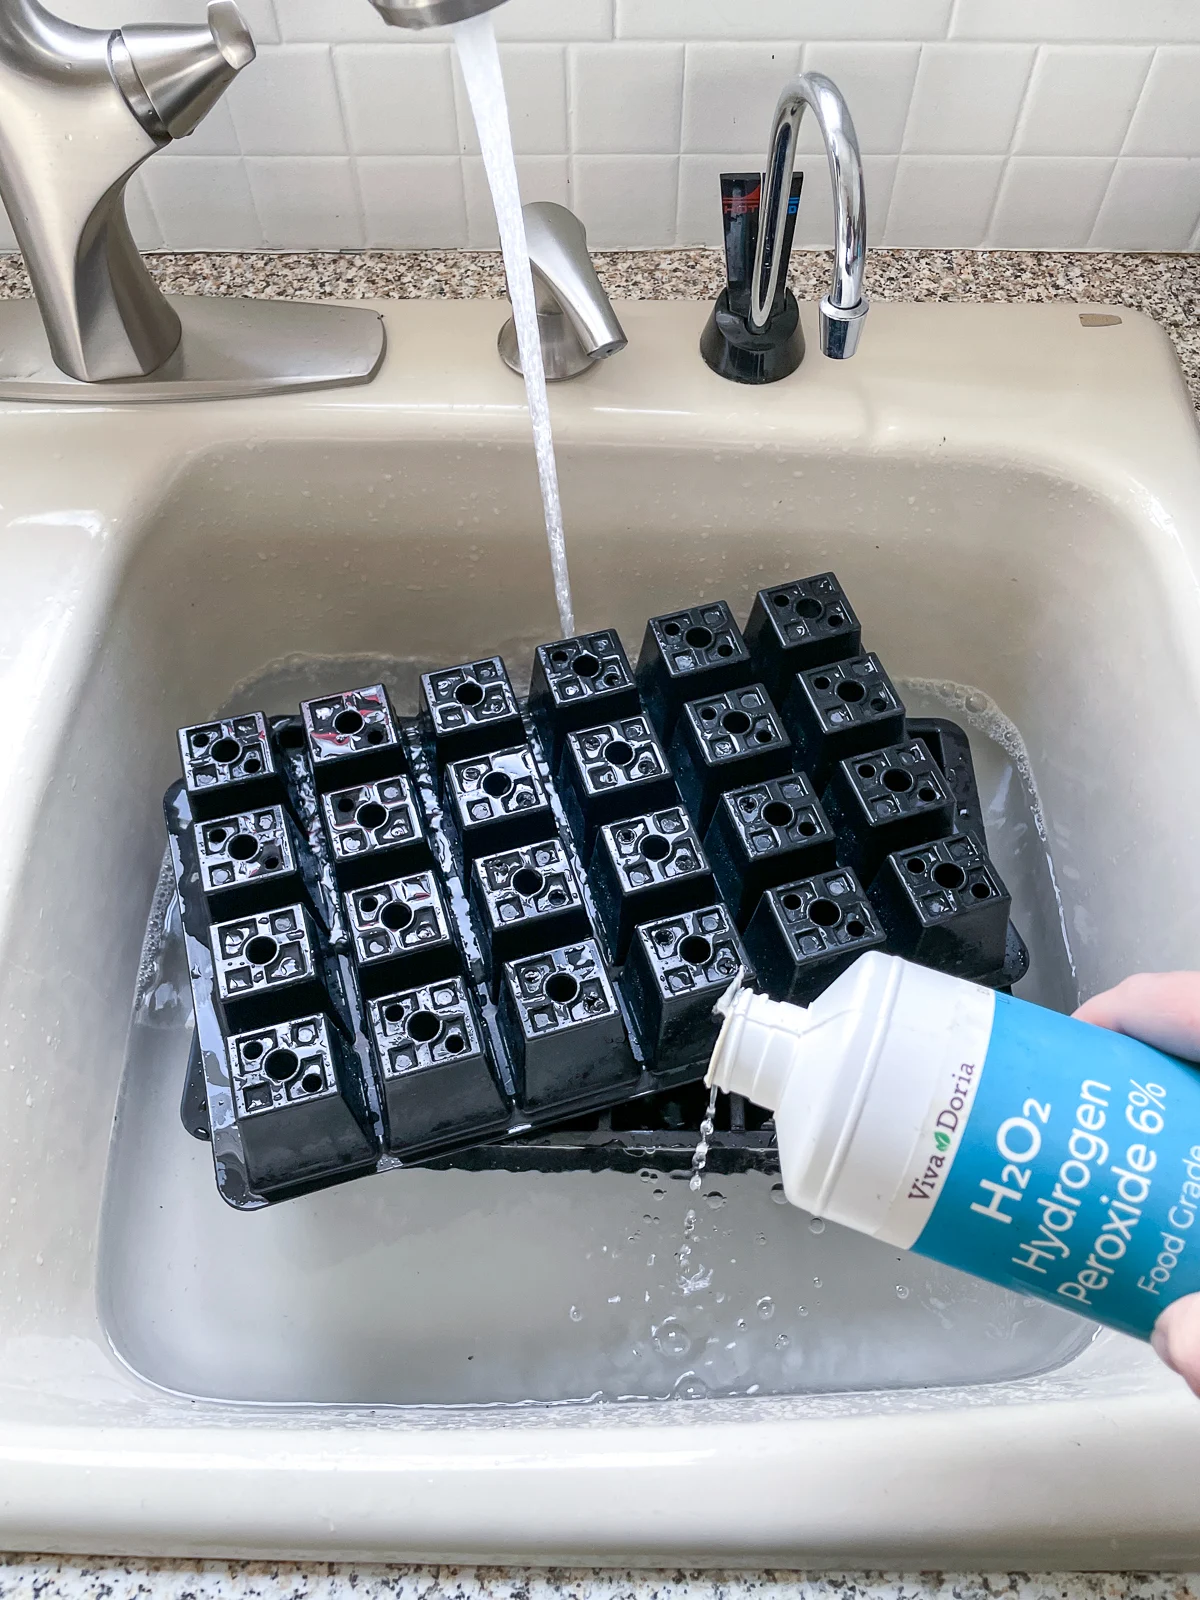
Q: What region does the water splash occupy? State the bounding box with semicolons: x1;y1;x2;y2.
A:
453;13;574;637
689;1082;719;1192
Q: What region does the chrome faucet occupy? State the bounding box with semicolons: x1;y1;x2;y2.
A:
752;72;868;359
497;202;627;382
369;0;508;27
0;0;254;382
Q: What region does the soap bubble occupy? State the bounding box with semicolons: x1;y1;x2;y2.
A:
808;1216;826;1234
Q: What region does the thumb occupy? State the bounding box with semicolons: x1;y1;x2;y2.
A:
1152;1293;1200;1396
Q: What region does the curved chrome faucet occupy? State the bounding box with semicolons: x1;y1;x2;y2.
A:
497;202;627;382
750;72;868;358
0;0;254;382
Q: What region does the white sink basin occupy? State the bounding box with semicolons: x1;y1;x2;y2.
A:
2;298;1200;1564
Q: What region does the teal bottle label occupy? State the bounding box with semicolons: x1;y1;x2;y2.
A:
914;992;1200;1339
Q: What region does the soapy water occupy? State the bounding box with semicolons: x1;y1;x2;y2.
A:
104;660;1091;1406
453;14;574;638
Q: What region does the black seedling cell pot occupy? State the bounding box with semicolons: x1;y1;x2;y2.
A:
529;629;641;764
705;773;837;928
743;868;886;1004
194;804;305;921
871;830;1012;979
823;738;956;883
470;837;590;984
165;589;1033;1207
320;774;429;891
743;573;861;700
444;743;556;864
783;652;906;784
498;939;636;1110
590;804;715;963
344;871;459;997
179;712;281;820
560;714;678;859
300;683;405;794
228;1013;376;1194
368;979;509;1153
635;600;753;740
621;903;751;1074
668;681;791;832
420;656;523;767
210;902;328;1032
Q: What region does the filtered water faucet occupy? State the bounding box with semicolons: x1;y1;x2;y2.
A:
752;71;868;358
0;0;255;382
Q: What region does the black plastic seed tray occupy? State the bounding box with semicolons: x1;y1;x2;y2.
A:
170;574;1028;1204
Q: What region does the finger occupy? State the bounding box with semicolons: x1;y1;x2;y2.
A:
1152;1294;1200;1397
1073;972;1200;1062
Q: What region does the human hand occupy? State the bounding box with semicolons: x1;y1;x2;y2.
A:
1074;972;1200;1394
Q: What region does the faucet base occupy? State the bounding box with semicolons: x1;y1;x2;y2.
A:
498;310;600;382
700;287;805;384
0;295;385;403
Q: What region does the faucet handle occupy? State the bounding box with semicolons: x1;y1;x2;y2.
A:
498;202;628;382
113;1;255;141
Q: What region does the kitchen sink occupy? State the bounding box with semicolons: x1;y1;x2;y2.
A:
1;298;1199;1565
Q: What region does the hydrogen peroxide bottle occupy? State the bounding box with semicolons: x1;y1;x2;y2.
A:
707;952;1200;1339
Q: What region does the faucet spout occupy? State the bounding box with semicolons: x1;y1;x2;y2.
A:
0;0;255;382
749;71;868;358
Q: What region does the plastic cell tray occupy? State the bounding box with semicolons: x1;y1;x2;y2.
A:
170;572;1028;1205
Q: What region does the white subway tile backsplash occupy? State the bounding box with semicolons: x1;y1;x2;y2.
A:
1015;48;1152;157
988;157;1115;247
141;158;263;250
358;156;468;247
884;155;1005;245
464;155;571;246
335;44;458;157
798;44;920;155
228;46;346;156
247;157;365;248
572;154;678;246
14;0;1200;252
570;43;684;154
681;43;803;156
454;45;568;155
1090;157;1200;249
618;1;953;43
1124;48;1200;157
952;1;1200;45
903;44;1034;155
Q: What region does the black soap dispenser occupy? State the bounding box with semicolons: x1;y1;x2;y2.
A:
700;170;805;384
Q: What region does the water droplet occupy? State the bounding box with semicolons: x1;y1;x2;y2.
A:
895;1284;909;1299
808;1215;826;1234
652;1317;692;1357
797;1304;809;1317
672;1372;710;1400
812;1276;822;1288
770;1183;788;1205
775;1332;789;1349
706;1191;726;1209
569;1305;582;1321
652;1188;664;1199
757;1296;776;1321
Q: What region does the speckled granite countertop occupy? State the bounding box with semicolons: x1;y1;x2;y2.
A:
0;247;1196;406
0;1561;1196;1600
2;248;1196;1599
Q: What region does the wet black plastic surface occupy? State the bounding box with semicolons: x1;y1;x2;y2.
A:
170;574;1029;1202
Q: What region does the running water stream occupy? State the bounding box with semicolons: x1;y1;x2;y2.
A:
453;13;575;637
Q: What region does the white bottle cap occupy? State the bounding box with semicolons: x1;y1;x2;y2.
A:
707;976;817;1111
